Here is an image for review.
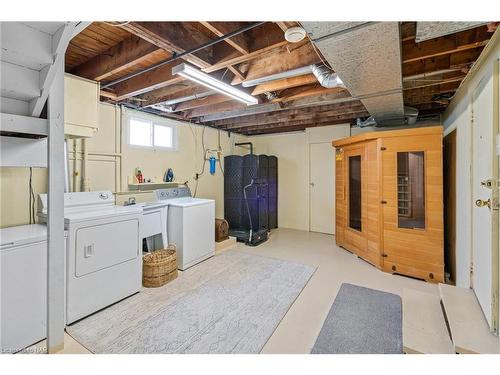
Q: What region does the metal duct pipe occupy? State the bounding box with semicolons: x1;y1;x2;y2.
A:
310;64;344;88
241;66;313;87
403;68;463;82
148;90;215;112
235;142;253;154
161;91;214;106
357;106;419;127
241;64;344;89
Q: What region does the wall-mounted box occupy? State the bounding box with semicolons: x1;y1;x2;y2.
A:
64;73;99;138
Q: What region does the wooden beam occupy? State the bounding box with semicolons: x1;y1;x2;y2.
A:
243;117;360;135
203;40;289;73
273;85;345;103
251;74;318;95
173;94;234;112
101;31;290;100
71;36;161;81
199;22;249;54
401;22;417;42
402;27;490;64
210;101;365;128
112;62;185;100
403;74;466;91
196;90;356;122
222;106;367;131
120;22;213;68
239;111;368;132
232;40;319;85
187;101;248;118
402;48;482;77
228;65;246;80
404;82;461;105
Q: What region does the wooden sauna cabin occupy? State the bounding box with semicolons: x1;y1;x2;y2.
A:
333;126;444;282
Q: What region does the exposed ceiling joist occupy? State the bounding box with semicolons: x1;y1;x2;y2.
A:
119;22;214;69
71;36;161;81
210;101;364;128
402;27;490;63
65;21;493;135
219;107;368;132
199;22;250;55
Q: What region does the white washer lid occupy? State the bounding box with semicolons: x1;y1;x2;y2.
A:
167;197;215;208
63;205;143;222
0;224;47;249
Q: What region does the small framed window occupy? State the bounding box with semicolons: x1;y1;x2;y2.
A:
128;115;177;150
129;118;153;147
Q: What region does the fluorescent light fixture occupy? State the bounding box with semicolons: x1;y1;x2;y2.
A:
172;63;258;106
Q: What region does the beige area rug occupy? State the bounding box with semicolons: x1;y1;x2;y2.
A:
67;251;315;353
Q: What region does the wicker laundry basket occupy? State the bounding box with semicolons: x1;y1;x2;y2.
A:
215;218;229;242
142;245;178;288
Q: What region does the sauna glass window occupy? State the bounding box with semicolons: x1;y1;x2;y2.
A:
397;151;425;229
349;155;362;231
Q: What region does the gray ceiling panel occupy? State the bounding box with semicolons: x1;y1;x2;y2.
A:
303;22;404;121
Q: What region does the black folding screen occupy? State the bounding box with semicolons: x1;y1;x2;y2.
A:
224;154;278;233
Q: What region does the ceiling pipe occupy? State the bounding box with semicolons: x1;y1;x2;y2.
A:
241;63;344;89
102;21;266;89
403;68;464;82
147;90;215;112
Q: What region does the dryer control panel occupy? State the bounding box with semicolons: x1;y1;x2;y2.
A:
154;185;192;201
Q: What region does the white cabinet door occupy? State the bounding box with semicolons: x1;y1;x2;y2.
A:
309;142;335;234
1;242;47;352
64;74;99;138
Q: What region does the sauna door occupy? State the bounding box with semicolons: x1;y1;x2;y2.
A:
344;146;367;255
381;136;444;282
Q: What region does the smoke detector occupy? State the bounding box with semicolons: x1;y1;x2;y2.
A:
284;27;307;43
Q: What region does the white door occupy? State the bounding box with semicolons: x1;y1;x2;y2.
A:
471;67;499;333
309;142;335;234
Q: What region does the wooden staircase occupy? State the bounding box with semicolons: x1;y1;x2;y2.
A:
402;284;500;354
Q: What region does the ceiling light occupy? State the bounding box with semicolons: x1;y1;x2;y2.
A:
172;63;258;105
284;27;307;43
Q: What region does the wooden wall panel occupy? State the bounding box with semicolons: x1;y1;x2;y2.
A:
381;133;444;282
364;140;382;267
335;152;346;247
333;126;444;282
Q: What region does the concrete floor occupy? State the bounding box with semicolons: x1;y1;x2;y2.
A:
33;228;438;354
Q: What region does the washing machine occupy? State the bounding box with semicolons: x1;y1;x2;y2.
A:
154;186;215;270
38;191;143;324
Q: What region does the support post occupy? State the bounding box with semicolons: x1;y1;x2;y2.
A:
46;57;65;353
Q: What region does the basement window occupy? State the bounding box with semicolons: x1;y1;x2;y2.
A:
128;116;177;150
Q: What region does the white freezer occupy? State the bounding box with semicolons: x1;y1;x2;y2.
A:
0;225;48;353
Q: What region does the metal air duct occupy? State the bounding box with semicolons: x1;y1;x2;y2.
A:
302;22;406;123
241;63;344;89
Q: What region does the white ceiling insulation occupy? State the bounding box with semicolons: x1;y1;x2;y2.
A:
415;22;486;42
302;22;404;121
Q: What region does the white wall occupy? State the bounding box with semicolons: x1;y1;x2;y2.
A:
443;31;500;290
247;124;350;231
75;104;247;219
0;103;247;228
